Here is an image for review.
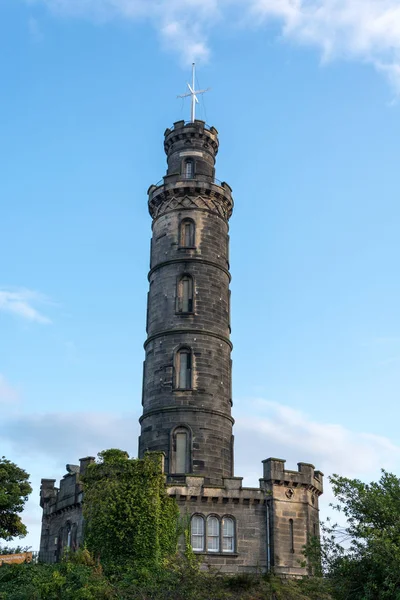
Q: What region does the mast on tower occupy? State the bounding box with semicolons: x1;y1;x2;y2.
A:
177;63;210;123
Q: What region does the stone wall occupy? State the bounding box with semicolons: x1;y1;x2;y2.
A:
38;458;93;563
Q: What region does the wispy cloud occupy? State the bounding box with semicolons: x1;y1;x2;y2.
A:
27;0;400;91
28;16;43;42
235;399;400;485
0;375;20;405
4;399;400;547
0;288;52;324
0;411;140;464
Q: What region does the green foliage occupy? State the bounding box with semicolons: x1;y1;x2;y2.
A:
317;470;400;599
82;450;179;571
0;545;31;556
0;457;32;541
0;560;115;600
0;555;333;600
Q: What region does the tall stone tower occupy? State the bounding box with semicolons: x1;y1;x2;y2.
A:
138;119;234;484
39;116;324;577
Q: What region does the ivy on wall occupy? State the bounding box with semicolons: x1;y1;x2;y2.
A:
82;449;179;571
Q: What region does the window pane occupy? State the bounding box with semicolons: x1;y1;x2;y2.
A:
222;518;234;553
178;351;191;389
185;161;193;178
175;432;187;473
182;278;189;312
179;352;188;388
191;516;204;551
207;517;220;552
184;223;192;246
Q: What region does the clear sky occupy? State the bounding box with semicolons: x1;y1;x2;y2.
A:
1;0;400;550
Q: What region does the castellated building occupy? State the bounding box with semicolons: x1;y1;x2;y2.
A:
39;119;323;576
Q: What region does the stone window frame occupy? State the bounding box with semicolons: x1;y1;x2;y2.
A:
190;513;237;555
174;346;193;391
178;218;196;249
170;424;192;474
175;273;195;315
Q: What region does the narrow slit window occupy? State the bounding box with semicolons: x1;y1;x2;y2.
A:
207;516;220;553
185;159;194;179
289;519;294;553
178;275;193;313
180;219;195;247
177;349;192;389
191;515;205;551
175;431;187;473
222;517;235;553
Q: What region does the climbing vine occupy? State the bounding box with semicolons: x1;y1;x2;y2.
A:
82;449;179;571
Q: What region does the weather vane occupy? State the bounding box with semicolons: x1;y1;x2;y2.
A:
177;63;210;123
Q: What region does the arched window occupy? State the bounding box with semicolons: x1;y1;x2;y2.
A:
177;275;194;313
176;347;192;389
179;218;195;248
222;517;235;553
207;516;220;553
289;519;295;553
191;515;205;551
172;426;191;473
184;159;194;179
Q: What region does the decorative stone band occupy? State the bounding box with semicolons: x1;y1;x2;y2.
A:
144;328;233;350
148;258;231;282
148;187;233;220
139;404;235;425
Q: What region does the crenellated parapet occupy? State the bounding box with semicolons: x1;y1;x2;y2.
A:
163;120;219;158
261;458;323;497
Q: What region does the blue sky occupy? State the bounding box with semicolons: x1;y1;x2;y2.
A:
1;0;400;550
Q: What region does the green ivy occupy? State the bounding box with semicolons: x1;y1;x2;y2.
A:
82;450;179;572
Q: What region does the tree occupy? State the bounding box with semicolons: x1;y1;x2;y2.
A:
82;449;180;572
320;471;400;599
0;457;32;541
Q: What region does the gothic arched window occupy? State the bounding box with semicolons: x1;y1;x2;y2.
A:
179;218;195;248
177;274;194;313
191;515;205;551
207;516;220;553
222;517;235;553
184;159;194;179
171;425;191;473
176;347;192;390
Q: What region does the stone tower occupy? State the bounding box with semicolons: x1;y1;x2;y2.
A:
39;117;324;576
138;119;234;484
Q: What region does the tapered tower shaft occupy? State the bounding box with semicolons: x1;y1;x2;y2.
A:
138;119;234;484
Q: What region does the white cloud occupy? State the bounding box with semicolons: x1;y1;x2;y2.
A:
26;0;400;90
0;411;140;463
28;16;43;41
234;399;400;487
4;400;400;547
0;289;52;324
0;375;20;405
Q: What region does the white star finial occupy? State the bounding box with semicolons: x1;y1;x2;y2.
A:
177;63;210;123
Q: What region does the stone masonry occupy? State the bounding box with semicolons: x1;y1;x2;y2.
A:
39;119;323;575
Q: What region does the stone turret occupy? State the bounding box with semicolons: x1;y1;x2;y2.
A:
261;459;324;576
139;120;234;484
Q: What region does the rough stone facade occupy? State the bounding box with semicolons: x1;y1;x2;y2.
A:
39;119;323;575
39;458;94;563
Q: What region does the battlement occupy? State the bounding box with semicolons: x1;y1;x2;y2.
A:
261;458;323;495
163;119;219;158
